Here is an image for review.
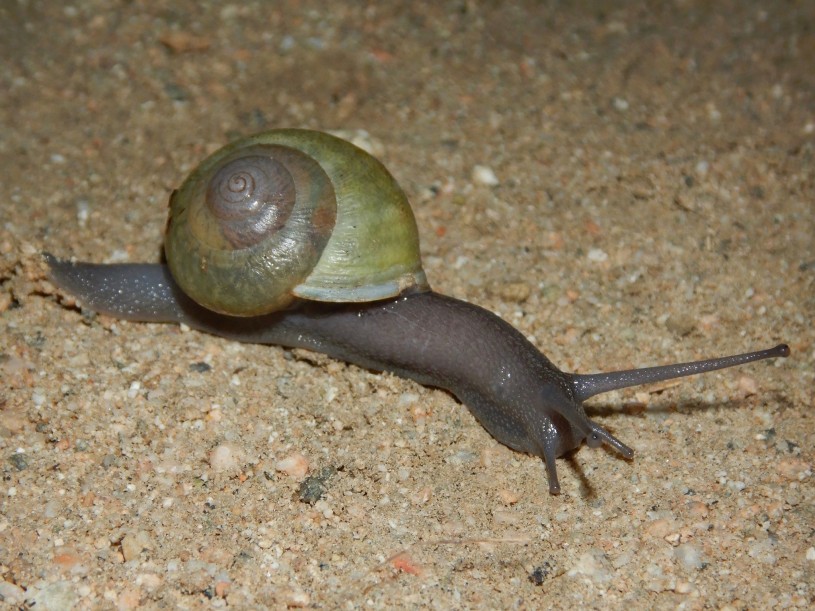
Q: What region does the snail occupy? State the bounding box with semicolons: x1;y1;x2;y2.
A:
45;129;789;495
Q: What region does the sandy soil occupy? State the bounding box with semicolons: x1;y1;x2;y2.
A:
1;1;812;608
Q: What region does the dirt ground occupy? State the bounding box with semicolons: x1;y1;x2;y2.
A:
1;1;812;608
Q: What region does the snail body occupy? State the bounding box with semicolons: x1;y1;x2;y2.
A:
46;129;789;495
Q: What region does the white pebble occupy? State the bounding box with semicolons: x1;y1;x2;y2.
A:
275;453;309;478
454;255;469;269
121;530;153;562
334;129;383;157
76;199;90;227
674;543;703;570
613;97;629;111
127;381;141;399
398;393;419;406
568;550;611;583
107;249;130;263
284;588;310;607
587;248;608;263
30;580;77;610
471;165;499;186
209;444;240;472
0;581;25;604
279;35;295;52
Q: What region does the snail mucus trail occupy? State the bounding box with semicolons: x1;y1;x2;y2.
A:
45;129;790;495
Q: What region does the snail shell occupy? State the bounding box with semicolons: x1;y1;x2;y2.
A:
165;129;429;316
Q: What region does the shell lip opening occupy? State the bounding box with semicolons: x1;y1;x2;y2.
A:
293;270;429;303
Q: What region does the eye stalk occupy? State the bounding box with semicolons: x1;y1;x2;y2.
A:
569;344;789;402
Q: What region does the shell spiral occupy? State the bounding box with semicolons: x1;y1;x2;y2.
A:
165;129;429;316
205;155;297;249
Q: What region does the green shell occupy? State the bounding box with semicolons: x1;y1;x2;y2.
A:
165;129;429;316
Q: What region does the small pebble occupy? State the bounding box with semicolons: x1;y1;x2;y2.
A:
644;564;674;592
117;587;141;609
209;444;240;473
492;510;519;525
448;449;478;465
281;587;310;607
0;291;11;313
567;550;611;583
737;376;758;396
611;550;633;569
528;562;554;586
497;489;521;505
76;199;90;227
29;580;77;610
275;453;309;478
411;486;432;504
666;314;696;337
645;518;674;539
613;97;629;111
674;543;703;570
749;538;778;565
215;580;231;597
675;581;694;594
687;501;709;519
298;466;337;504
398;392;419;407
121;531;153;562
52;548;84;571
587;248;608;263
158;31;211;53
488;281;531;303
127;381;141;399
108;249;130;263
136;573;162;590
471;165;499;186
8;453;28;471
774;457;811;481
0;581;25;604
325;129;383;157
279;35;295;53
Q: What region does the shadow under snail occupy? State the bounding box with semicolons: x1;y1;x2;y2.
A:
45;129;790;495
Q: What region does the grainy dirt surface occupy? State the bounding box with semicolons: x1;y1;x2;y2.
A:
1;1;813;609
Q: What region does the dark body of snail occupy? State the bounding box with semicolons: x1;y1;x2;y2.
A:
45;255;789;494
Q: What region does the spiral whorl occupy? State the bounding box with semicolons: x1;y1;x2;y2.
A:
205;155;296;249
